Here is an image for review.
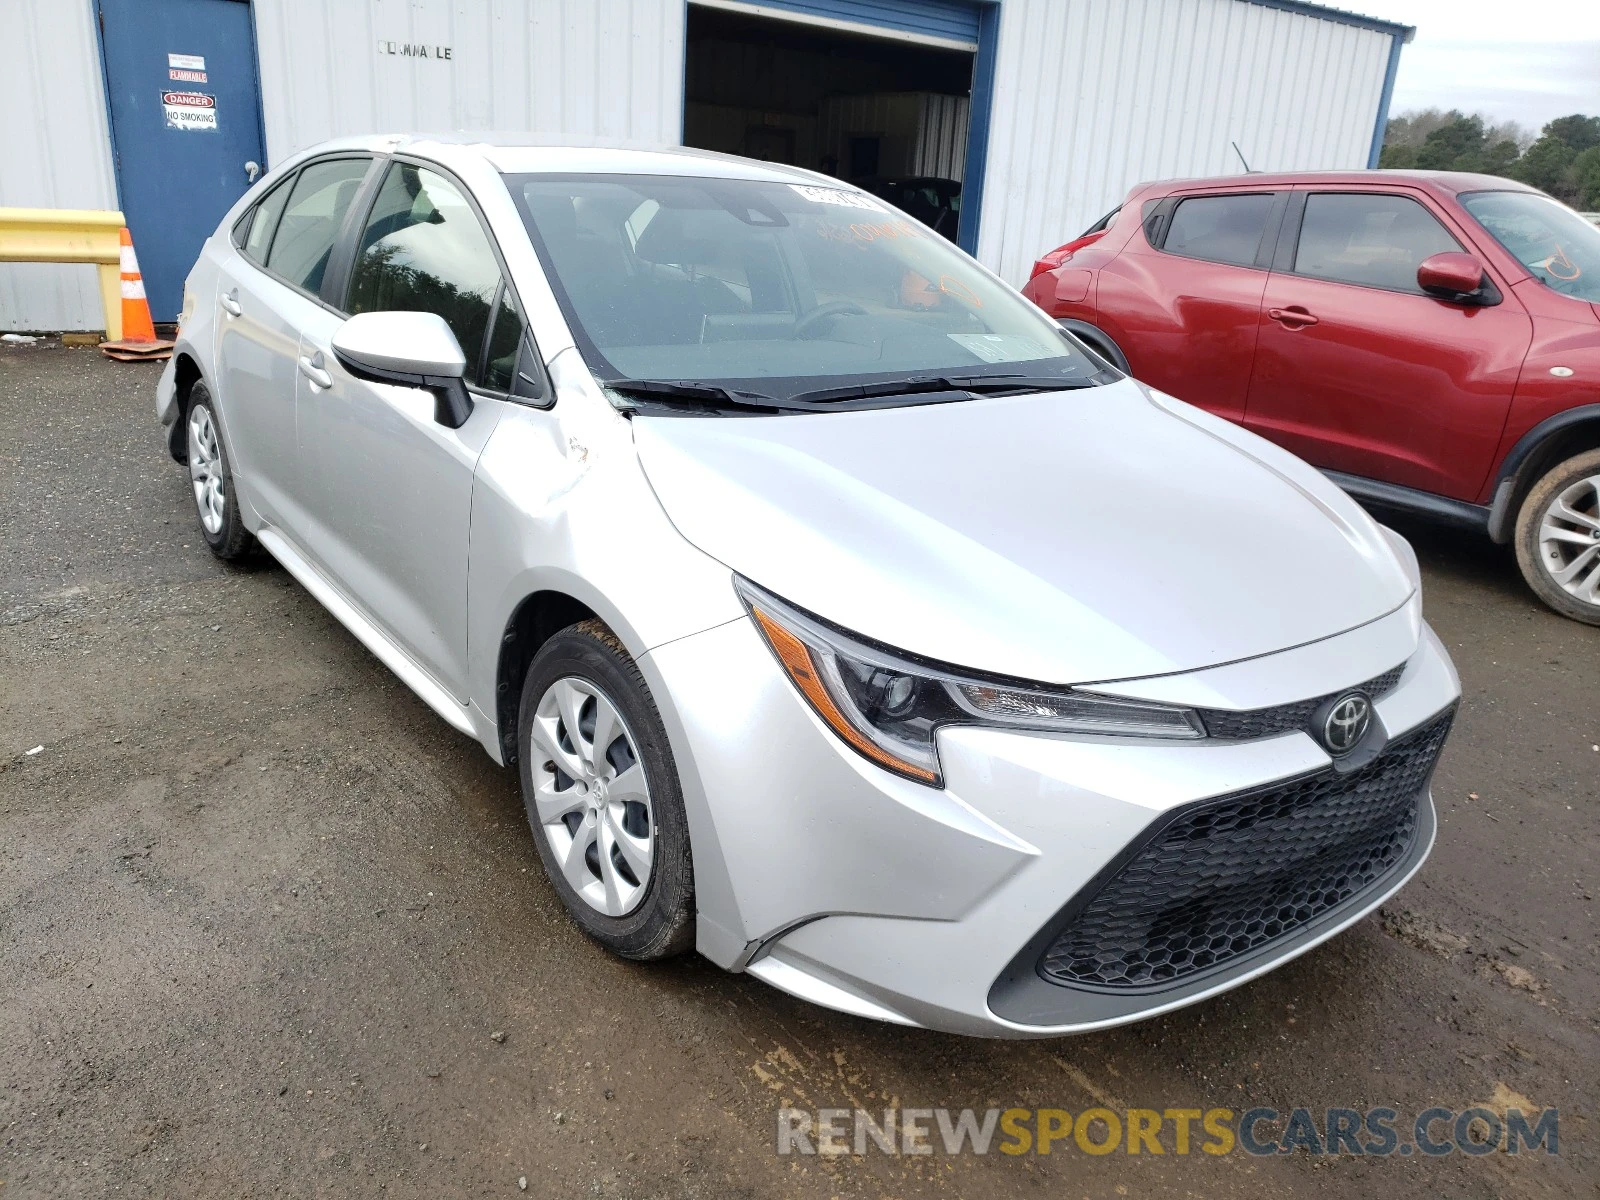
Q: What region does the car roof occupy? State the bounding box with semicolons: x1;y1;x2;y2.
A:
1133;169;1542;199
292;132;836;185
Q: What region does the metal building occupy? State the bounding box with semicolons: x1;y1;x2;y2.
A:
2;0;1411;331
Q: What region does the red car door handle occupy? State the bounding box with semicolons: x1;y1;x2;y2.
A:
1269;306;1319;328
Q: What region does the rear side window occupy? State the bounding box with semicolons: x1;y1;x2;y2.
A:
235;179;291;265
346;163;502;385
1293;193;1462;293
265;157;371;294
1163;194;1275;267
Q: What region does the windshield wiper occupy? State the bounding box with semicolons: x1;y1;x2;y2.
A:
783;373;1103;405
600;378;827;414
601;373;1105;416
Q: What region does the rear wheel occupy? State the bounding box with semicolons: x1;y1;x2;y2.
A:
517;620;695;960
1513;448;1600;625
185;383;255;561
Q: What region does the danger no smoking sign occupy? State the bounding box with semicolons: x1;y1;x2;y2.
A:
161;90;218;132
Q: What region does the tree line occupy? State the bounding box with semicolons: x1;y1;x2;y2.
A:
1379;110;1600;209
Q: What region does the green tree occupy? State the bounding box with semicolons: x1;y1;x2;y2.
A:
1378;142;1418;169
1512;135;1579;202
1543;115;1600;154
1574;146;1600;210
1380;109;1600;206
1414;112;1489;170
1481;139;1522;174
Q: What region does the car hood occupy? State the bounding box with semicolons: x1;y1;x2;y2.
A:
631;379;1414;684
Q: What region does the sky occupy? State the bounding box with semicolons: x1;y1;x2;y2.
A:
1351;0;1600;134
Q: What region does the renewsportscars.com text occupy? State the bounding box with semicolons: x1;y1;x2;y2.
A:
776;1105;1559;1158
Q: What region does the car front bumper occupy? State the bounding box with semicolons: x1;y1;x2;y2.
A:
641;601;1459;1038
156;354;180;430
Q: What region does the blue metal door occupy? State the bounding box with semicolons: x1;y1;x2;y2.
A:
97;0;266;320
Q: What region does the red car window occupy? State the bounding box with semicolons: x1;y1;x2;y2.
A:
1293;193;1462;293
1162;194;1276;267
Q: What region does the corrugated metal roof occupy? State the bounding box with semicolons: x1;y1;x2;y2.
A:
1236;0;1415;42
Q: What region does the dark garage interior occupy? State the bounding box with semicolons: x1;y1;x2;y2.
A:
683;5;976;240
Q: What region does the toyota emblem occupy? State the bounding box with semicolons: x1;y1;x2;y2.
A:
1322;693;1372;755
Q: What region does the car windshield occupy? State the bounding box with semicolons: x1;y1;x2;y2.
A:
1460;190;1600;303
507;173;1106;404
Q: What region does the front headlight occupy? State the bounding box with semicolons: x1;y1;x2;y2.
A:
736;579;1203;787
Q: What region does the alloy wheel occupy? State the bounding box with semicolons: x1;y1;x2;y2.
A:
529;676;654;917
1537;472;1600;605
187;404;226;536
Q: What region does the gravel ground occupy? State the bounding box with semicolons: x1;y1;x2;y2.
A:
1;342;1595;1198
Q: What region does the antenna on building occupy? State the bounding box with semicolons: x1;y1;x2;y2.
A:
1232;141;1255;173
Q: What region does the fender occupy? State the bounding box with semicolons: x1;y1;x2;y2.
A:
1056;318;1131;373
1486;403;1600;542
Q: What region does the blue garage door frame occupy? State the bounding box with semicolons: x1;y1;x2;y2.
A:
730;0;983;45
688;0;1000;256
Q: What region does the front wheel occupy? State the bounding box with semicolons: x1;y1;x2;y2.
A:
184;383;255;561
1513;447;1600;624
516;620;695;959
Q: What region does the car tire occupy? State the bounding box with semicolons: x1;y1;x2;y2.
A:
517;619;695;960
184;383;256;561
1513;447;1600;625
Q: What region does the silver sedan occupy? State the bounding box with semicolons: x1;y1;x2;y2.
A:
157;136;1460;1036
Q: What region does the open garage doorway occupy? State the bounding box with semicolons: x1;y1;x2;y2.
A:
683;1;992;251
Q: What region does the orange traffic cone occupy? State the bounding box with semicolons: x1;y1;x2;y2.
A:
101;228;174;361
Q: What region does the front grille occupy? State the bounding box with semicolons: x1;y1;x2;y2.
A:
1198;663;1406;741
1038;709;1453;990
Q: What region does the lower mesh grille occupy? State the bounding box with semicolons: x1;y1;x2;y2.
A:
1039;710;1453;990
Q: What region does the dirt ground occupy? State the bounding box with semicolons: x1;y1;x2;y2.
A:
1;342;1595;1198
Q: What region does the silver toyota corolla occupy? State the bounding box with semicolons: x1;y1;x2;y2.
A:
156;136;1460;1037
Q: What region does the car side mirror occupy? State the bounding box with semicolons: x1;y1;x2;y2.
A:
1417;252;1497;306
330;311;474;428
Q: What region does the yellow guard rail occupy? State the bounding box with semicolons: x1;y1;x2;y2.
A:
0;207;129;341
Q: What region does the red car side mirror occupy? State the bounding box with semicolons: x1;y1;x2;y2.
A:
1417;252;1489;302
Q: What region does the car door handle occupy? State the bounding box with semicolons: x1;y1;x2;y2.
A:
1269;306;1319;328
220;289;242;317
297;352;332;390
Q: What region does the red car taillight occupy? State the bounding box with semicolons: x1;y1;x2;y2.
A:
1029;247;1073;281
1029;230;1109;280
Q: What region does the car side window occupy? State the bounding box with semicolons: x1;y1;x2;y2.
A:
1161;194;1275;267
478;285;520;385
346;162;503;385
264;157;371;294
234;176;292;265
478;285;548;402
1293;193;1463;294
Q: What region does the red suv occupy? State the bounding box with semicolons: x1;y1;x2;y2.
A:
1022;171;1600;624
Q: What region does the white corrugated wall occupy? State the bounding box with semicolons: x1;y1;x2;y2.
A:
4;0;1398;327
976;0;1394;283
916;92;970;180
0;0;120;332
250;0;685;163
